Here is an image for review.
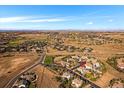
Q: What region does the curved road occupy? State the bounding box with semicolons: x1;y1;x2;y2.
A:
4;53;46;88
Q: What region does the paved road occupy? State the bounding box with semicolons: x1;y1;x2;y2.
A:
71;64;80;70
4;53;46;88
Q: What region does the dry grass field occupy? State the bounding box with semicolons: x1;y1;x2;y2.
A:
19;33;48;41
32;65;60;88
0;52;39;87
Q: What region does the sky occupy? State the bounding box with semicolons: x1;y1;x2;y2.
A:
0;5;124;30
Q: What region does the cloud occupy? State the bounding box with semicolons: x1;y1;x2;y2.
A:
87;21;93;25
108;19;113;22
0;17;27;23
20;18;65;23
0;16;66;23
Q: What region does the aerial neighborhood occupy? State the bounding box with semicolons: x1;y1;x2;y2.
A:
0;31;124;88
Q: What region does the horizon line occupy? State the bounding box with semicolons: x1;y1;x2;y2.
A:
0;29;124;32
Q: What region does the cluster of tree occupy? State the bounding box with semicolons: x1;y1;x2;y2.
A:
0;40;47;53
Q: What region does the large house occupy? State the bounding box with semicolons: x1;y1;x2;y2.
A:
71;78;83;88
62;72;72;80
117;58;124;70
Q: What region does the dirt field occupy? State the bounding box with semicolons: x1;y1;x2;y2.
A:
32;65;60;88
0;52;39;87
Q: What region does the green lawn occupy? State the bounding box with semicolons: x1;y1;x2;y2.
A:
8;37;25;47
44;56;54;65
29;83;36;88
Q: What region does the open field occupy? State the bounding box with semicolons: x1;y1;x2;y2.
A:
31;65;60;88
0;52;39;87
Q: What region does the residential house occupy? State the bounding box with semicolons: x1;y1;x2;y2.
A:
71;78;83;88
85;62;93;70
62;72;72;80
117;58;124;70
